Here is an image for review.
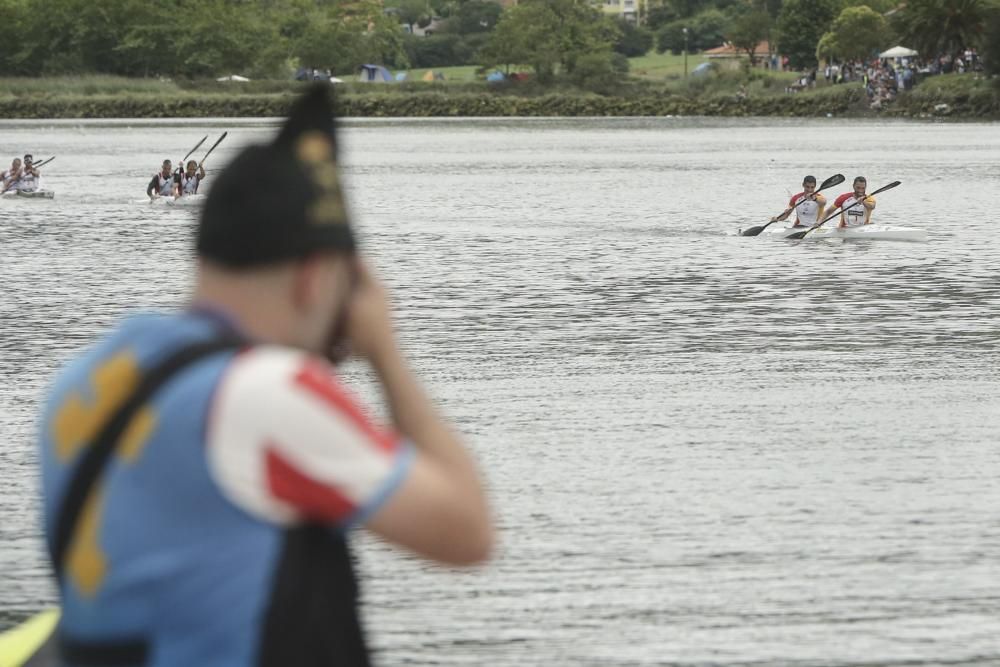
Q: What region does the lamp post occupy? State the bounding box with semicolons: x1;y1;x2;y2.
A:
683;27;688;77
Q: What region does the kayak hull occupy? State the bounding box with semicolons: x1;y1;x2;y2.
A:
164;194;205;208
3;189;55;199
758;224;928;242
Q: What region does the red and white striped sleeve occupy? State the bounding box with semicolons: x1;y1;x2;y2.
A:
205;346;413;529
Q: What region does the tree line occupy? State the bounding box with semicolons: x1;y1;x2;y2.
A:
0;0;996;82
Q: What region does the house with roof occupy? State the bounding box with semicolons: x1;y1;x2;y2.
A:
703;41;776;69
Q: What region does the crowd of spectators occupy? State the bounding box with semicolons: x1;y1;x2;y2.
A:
783;47;985;110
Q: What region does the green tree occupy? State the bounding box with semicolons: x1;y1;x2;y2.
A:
481;0;618;82
726;9;770;65
983;6;1000;79
658;8;728;54
815;5;887;63
690;8;729;50
388;0;432;33
569;51;628;93
646;1;680;30
441;0;502;35
775;0;843;68
289;0;408;73
891;0;994;60
655;21;687;54
613;18;655;57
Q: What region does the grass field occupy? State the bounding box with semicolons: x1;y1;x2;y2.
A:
0;52;787;98
349;52;713;82
628;52;709;79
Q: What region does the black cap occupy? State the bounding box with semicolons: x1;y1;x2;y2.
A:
197;84;355;268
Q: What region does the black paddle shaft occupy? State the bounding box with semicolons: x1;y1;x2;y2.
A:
199;132;228;166
181;136;209;164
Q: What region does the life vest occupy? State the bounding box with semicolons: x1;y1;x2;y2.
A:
181;173;201;195
154;172;174;196
835;193;873;226
19;169;39;192
790;192;821;226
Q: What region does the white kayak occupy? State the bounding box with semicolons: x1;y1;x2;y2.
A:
757;224;928;243
166;194;205;208
1;189;55;199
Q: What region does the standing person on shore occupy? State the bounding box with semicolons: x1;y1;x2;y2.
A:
34;85;493;666
175;159;207;197
831;176;876;227
0;156;22;192
769;175;827;228
146;159;176;200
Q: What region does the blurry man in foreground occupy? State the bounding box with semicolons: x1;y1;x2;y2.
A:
36;85;493;666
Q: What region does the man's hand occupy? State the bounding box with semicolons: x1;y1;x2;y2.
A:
344;259;397;363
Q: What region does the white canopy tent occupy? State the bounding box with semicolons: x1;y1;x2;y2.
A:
879;46;918;59
216;74;251;82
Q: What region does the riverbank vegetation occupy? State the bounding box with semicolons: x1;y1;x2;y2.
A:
0;0;997;118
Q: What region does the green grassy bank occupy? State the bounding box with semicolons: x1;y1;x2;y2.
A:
0;71;995;119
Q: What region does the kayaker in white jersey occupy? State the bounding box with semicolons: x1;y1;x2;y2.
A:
17;154;42;192
146;159;178;201
175;159;207;197
0;157;22;193
769;175;826;227
831;176;876;227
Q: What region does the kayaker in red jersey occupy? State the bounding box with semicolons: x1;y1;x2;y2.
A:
770;175;827;227
831;176;876;227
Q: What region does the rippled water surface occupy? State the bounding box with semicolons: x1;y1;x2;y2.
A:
2;117;999;666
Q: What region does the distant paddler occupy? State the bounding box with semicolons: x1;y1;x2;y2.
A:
175;131;226;197
770;175;827;228
147;159;178;201
175;160;207;197
831;176;876;227
0;157;22;193
16;154;42;193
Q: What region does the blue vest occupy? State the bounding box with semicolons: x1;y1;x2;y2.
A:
39;312;368;666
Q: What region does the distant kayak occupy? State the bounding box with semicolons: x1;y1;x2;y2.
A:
166;194;206;208
1;189;55;199
756;224;928;243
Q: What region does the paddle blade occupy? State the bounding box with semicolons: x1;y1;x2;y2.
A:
201;132;228;164
818;173;845;191
870;180;901;196
740;225;766;237
785;229;810;240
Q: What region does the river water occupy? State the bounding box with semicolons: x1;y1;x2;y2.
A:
1;117;999;666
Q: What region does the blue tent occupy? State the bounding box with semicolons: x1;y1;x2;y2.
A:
359;64;393;83
395;72;408;81
486;71;506;82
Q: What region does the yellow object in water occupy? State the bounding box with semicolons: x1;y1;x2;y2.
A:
0;609;59;667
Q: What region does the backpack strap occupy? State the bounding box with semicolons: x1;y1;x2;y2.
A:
51;337;244;577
